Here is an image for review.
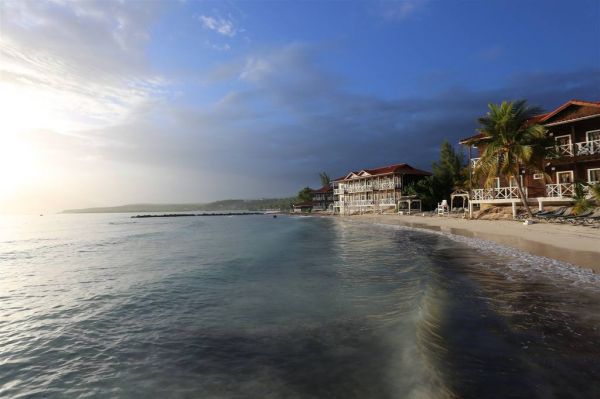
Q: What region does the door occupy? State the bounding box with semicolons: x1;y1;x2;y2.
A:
556;171;573;183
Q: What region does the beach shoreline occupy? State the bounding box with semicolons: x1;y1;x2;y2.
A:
327;214;600;273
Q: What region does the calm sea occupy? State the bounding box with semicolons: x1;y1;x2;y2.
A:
1;214;599;398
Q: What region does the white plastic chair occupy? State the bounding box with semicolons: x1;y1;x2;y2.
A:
437;199;449;215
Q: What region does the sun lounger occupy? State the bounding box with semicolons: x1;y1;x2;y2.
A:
536;207;566;219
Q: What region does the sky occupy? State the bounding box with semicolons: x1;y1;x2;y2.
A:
0;0;599;213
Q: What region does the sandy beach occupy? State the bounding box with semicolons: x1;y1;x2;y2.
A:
344;214;600;273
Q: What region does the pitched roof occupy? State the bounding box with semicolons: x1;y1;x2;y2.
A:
338;163;431;180
538;99;600;124
459;99;600;144
311;185;332;194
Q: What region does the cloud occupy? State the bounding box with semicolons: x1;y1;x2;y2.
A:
198;15;237;37
75;45;599;204
376;0;428;21
476;45;505;62
0;0;167;133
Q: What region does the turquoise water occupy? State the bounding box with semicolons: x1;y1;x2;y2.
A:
0;214;599;398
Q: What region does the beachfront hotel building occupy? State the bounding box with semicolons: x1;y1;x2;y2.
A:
332;163;431;215
311;185;334;211
460;99;600;214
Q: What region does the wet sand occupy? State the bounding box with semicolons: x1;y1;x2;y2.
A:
347;214;600;273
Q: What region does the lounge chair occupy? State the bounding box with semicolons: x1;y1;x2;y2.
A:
536;207;566;219
565;209;595;224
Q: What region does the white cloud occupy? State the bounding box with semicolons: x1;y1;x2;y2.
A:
198;15;237;37
378;0;427;20
0;0;167;133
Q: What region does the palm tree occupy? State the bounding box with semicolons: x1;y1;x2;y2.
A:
572;182;594;215
319;172;331;187
475;100;548;218
589;183;600;204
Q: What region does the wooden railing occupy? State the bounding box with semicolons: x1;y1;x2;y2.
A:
546;140;600;158
472;186;524;200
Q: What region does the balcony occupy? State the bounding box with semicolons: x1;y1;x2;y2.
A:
546;140;600;158
373;181;397;190
346;184;373;193
377;198;396;206
338;200;374;207
472;186;524;201
545;183;591;198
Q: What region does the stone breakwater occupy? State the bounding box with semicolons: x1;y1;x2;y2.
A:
131;212;264;218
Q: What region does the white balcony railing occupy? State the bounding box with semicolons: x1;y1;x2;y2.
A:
346;184;372;193
545;183;574;198
575;140;600;156
544;183;591;198
333;189;344;195
547;140;600;158
377;198;396;206
472;186;524;201
339;200;374;207
375;181;396;190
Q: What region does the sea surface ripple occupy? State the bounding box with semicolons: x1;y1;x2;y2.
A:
0;214;599;398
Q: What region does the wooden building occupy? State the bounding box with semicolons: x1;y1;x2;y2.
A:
460;99;600;215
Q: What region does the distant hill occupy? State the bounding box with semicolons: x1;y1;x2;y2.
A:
61;198;296;214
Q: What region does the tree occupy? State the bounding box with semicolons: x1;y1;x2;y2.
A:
589;183;600;204
572;182;594;215
319;172;331;187
297;187;313;203
432;140;466;201
475;100;547;218
408;141;467;210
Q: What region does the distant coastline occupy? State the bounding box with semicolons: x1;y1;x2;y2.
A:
62;198;294;214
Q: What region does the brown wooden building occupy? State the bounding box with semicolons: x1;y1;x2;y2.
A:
460;99;600;215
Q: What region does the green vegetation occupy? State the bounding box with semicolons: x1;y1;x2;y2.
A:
407;141;466;210
319;172;331;187
572;182;594;215
296;187;313;203
62;198;296;214
589;183;600;203
474;100;548;218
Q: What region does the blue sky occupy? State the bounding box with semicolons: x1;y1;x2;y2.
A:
1;0;599;211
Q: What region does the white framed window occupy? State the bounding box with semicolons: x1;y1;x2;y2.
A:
556;171;574;184
586;129;600;142
588;168;600;184
555;134;572;145
533;173;544;180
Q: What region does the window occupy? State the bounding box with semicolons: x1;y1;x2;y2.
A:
589;168;600;184
554;135;573;157
556;171;574;184
533;173;543;180
555;134;572;146
586;129;600;142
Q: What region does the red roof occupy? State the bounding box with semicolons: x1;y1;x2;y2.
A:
338;163;431;180
311;185;332;194
459;99;600;144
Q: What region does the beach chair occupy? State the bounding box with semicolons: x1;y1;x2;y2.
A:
437;200;449;216
536;207;566;219
566;209;594;224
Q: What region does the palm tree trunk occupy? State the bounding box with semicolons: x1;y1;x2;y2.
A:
514;178;533;218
